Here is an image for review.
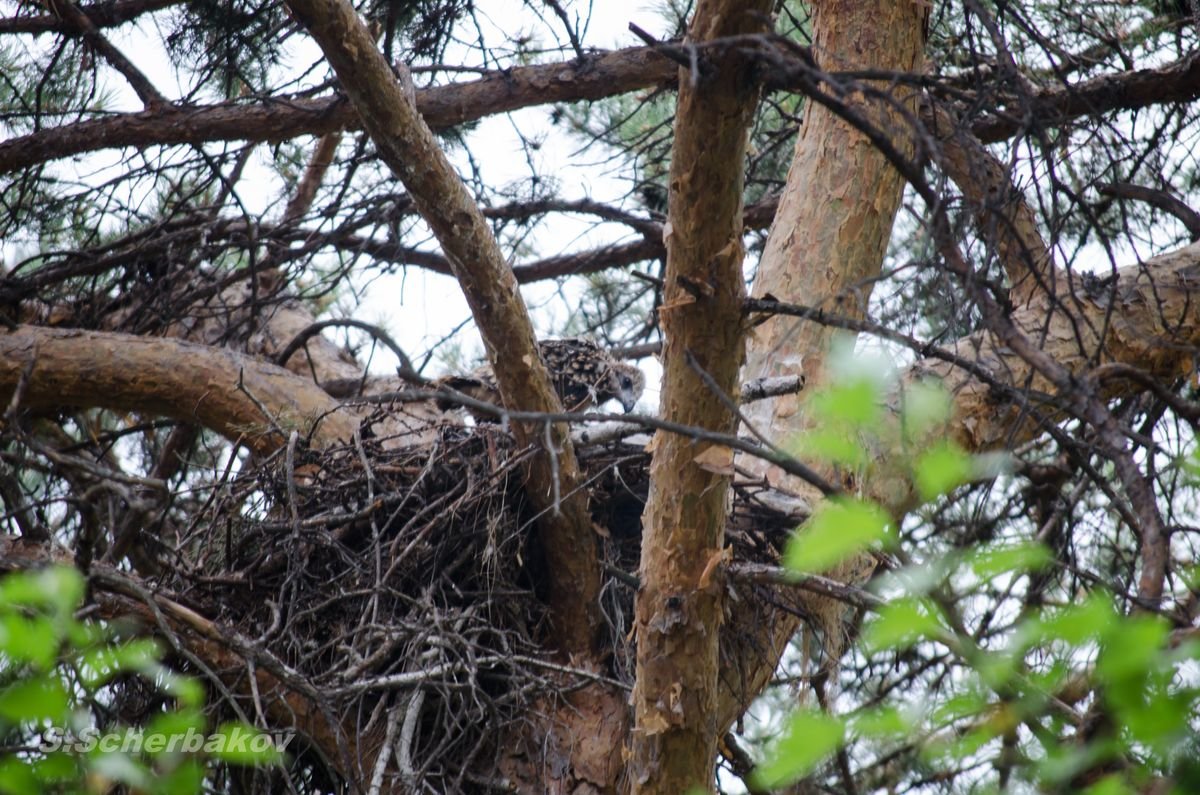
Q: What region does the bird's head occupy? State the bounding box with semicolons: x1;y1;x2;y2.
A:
608;362;645;413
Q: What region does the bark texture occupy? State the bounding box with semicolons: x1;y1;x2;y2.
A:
5;239;1200;791
929;102;1063;306
629;1;770;791
0;326;356;454
925;240;1200;452
0;48;675;175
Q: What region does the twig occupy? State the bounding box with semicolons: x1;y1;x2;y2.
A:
542;0;584;60
727;561;884;611
630;269;665;288
396;690;426;783
356;386;840;496
234;368;288;442
276;318;421;381
368;698;402;795
1098;182;1200;241
46;0;167;109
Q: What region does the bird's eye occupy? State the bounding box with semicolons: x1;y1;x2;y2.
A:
620;376;632;389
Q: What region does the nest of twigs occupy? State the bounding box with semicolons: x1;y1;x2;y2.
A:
156;408;796;789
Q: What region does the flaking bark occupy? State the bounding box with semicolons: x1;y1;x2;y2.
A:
629;1;771;791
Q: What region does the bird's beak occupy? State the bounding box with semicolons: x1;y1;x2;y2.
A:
621;396;638;413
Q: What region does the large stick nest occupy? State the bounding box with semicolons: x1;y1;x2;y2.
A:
153;407;797;789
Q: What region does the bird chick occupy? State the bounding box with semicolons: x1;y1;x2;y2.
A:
437;338;644;418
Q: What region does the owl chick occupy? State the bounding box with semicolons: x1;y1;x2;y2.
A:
437;338;644;418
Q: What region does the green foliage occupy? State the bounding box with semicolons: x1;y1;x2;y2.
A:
760;368;1200;793
164;0;286;98
752;710;845;789
0;567;281;794
784;498;891;573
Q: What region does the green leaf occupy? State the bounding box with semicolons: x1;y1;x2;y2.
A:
206;723;283;765
975;650;1020;691
154;759;206;795
0;614;60;670
793;428;869;469
158;670;205;709
864;598;944;651
808;378;881;427
0;756;42;795
930;690;990;726
851;705;911;739
1039;593;1117;645
1114;684;1190;750
0;567;84;619
914;442;972;501
29;752;77;785
1038;740;1119;788
1096;615;1168;683
81;638;164;688
146;708;206;752
148;709;206;737
942;722;1002;761
1082;775;1134;795
0;675;70;724
785;499;891;573
902;380;953;436
969;542;1052;581
751;710;845;789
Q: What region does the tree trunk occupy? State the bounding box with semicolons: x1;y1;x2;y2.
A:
629;1;771;791
725;0;928;731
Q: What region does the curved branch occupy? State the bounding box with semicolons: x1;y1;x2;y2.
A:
275;318;419;381
0;326;357;454
1098;182;1200;241
0;0;180;33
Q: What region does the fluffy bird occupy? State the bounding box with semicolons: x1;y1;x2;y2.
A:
436;338;644;417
